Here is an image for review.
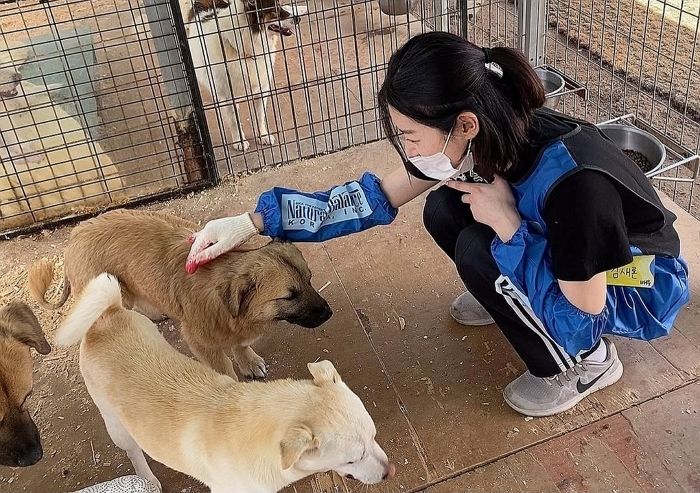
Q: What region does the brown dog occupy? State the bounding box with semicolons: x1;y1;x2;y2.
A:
28;209;332;380
0;302;50;467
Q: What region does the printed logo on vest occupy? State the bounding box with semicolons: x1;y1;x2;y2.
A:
452;169;488;184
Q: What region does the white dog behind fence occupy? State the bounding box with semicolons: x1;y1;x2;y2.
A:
181;0;307;152
0;57;125;230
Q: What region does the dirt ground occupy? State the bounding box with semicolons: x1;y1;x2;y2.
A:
1;140;699;493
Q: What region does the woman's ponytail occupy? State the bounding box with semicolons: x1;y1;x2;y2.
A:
488;46;546;113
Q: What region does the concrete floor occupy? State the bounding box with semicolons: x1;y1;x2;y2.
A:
0;140;699;492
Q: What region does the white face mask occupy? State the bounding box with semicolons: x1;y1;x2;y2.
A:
408;127;474;181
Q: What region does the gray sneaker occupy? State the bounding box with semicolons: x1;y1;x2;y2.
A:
503;338;623;417
450;291;494;326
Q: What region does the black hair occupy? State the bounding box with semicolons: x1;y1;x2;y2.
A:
377;32;546;180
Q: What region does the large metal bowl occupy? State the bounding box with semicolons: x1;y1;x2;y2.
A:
535;68;566;109
378;0;414;15
597;123;666;177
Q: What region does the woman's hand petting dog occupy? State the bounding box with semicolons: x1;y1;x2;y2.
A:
186;213;260;273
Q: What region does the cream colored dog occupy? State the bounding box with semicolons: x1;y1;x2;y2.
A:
55;273;395;493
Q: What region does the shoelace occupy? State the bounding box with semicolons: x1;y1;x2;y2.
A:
545;362;589;387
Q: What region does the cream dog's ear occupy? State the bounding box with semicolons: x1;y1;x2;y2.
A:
280;424;319;470
307;360;342;385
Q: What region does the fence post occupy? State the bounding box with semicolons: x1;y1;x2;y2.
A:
144;0;191;116
433;0;450;32
143;0;219;184
518;0;546;66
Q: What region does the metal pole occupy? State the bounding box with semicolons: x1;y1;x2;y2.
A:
143;0;219;184
459;0;469;38
433;0;450;32
144;0;191;116
518;0;547;66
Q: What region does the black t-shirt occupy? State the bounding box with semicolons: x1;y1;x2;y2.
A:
516;110;633;281
407;110;634;282
543;170;632;281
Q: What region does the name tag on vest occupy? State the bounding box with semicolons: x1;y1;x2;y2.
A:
606;255;655;288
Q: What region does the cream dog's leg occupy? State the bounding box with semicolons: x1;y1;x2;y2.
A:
94;396;162;492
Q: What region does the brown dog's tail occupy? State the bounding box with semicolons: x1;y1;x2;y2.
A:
27;259;71;310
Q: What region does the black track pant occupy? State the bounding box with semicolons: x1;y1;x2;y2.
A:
423;186;599;378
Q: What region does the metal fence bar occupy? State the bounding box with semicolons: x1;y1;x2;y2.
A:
144;0;191;117
167;0;219;185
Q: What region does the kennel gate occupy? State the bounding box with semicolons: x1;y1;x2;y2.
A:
0;0;217;236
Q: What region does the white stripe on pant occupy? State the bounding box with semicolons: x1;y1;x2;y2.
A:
495;274;579;372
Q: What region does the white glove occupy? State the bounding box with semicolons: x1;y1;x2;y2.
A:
71;475;160;493
186;213;259;273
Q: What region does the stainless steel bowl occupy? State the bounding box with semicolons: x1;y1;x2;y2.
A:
378;0;414;15
597;123;666;177
535;68;566;109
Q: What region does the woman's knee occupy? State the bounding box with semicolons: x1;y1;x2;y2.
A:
455;224;497;285
422;186;463;239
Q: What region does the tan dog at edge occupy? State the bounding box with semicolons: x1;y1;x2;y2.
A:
0;302;50;467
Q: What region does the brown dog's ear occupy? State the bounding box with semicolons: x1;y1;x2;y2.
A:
280;425;319;470
219;276;254;318
0;302;51;355
307;360;342;385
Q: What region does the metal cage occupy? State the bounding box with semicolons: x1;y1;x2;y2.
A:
0;0;216;236
2;0;699;235
542;0;700;216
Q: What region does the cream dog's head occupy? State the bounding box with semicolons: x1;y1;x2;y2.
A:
281;361;396;484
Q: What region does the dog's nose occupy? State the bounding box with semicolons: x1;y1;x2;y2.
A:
320;304;333;321
345;474;355;480
382;463;396;480
16;444;43;467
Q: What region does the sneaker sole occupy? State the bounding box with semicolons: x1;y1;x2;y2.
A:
449;309;495;326
504;360;624;418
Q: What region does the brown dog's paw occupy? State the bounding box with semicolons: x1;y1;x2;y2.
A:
235;347;268;379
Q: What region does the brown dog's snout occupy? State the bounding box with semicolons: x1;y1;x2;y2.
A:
310;296;333;325
314;300;333;324
284;293;332;329
293;302;332;328
0;410;43;467
15;442;43;467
